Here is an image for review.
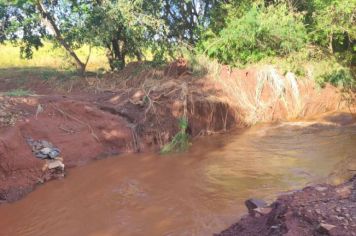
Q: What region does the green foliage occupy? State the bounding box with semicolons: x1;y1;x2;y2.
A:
308;0;355;48
0;0;170;71
200;3;307;66
0;0;44;59
160;0;216;44
1;0;355;78
4;88;32;97
199;0;355;72
160;117;190;154
307;0;356;67
84;0;167;70
316;68;355;89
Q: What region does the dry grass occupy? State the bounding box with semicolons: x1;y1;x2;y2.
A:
186;53;221;80
210;65;306;125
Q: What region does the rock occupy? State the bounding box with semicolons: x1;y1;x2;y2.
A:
317;223;336;234
352;180;356;202
27;138;61;159
35;153;49;159
48;148;60;158
336;186;351;199
47;159;65;170
40;147;52;155
253;207;272;216
315;186;328;192
53;157;63;161
40;140;53;148
41;163;48;172
245;198;268;212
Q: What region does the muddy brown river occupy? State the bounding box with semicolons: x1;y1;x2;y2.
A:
0;120;355;236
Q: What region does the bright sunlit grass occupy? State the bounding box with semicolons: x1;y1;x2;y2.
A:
0;42;109;71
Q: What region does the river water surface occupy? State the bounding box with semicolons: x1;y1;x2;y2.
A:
0;117;355;236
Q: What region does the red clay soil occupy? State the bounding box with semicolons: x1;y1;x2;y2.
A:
0;84;238;202
0;96;134;202
0;62;352;203
216;176;356;236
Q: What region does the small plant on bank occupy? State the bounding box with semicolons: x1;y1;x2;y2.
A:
4;89;32;97
160;117;190;154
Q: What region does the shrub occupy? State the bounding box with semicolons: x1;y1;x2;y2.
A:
199;3;307;66
317;68;355;89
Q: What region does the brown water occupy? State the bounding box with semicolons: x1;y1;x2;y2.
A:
0;120;355;236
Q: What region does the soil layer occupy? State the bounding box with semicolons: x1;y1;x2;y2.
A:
217;176;356;236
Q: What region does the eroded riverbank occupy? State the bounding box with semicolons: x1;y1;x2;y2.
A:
0;64;350;202
0;118;355;236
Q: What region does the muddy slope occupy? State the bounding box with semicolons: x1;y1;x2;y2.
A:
0;63;351;203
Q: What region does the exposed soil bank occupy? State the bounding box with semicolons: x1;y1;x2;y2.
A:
217;176;356;236
0;63;353;203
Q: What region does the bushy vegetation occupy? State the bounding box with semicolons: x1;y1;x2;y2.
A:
199;3;307;65
0;0;215;72
197;0;355;87
0;0;355;88
317;68;355;89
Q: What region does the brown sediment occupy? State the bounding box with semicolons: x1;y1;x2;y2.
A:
216;176;356;236
0;61;352;203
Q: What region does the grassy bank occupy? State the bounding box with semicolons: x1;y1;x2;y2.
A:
0;42;108;76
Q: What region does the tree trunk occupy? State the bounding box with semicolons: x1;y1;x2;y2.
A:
329;33;334;54
36;0;86;74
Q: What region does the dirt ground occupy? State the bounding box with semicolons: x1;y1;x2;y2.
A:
217;176;356;236
0;62;352;203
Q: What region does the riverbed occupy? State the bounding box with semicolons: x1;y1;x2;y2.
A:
0;120;355;236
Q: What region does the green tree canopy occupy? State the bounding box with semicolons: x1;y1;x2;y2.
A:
0;0;355;72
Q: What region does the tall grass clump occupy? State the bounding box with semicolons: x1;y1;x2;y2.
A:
186;53;221;80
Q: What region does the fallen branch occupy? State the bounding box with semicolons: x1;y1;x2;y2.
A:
50;104;100;142
58;124;76;134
